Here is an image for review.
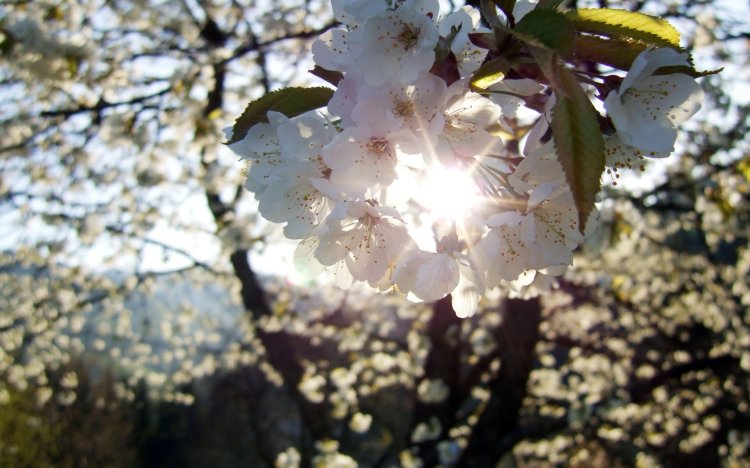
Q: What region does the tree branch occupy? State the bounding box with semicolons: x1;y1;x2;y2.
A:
459;296;543;466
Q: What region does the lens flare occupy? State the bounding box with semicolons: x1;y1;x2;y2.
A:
418;166;481;221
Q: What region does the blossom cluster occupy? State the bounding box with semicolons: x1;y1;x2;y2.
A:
228;0;704;317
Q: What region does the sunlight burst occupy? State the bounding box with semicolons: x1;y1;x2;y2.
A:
418;166;481;221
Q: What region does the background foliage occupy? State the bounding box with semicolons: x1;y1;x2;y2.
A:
0;0;748;465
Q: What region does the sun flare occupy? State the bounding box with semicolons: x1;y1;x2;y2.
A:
418;166;481;221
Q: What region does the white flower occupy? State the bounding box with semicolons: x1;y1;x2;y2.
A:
349;412;373;433
248;113;340;238
475;211;534;285
436;81;505;166
348;4;440;86
227;111;289;196
603;134;670;184
311;27;352;72
393;232;484;317
323;125;419;198
274;447;301;468
314;201;410;284
258;176;339;239
417;378;449;403
526;190;583;268
407;0;441;18
394;250;460;301
451;259;484;318
510;140;568;210
438;6;487;78
331;0;388;27
488;78;544;119
327;73;365;128
604;47;704;153
352;72;448;141
475;188;582;288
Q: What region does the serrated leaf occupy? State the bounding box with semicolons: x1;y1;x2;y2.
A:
536;0;564;9
228;87;334;144
514;8;575;56
551;68;605;233
470;56;510;91
528;46;563;90
574;35;648;70
574;35;720;77
654;65;723;78
566;8;680;48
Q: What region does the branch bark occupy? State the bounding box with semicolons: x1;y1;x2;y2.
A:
197;17;336;459
459;296;543;466
409;295;463;465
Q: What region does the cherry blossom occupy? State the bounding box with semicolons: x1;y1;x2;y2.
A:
232;1;707;316
313;201;411;285
348;4;440;86
323;126;418;199
393;232;484;317
603;134;670;184
436;81;506;167
526;190;584;269
488;78;545;119
228;111;289;196
604;47;704;153
474;211;535;286
331;0;388;27
438;6;487;78
351;72;448;141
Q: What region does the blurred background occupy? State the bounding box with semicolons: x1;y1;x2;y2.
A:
0;0;748;466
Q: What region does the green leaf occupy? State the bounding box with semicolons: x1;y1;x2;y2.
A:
551;68;605;233
228;87;334;144
309;65;343;86
566;8;680;48
470;56;510;91
535;0;564;10
574;35;720;76
574;35;649;71
514;8;575;56
527;46;563;90
654;65;723;78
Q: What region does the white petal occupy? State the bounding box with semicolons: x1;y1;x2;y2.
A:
350;6;439;87
451;262;484;318
414;253;460;301
605;92;675;152
312;28;351;71
486;211;525;228
294;236;326;277
314;231;348;266
620;47;690;92
332;0;388;26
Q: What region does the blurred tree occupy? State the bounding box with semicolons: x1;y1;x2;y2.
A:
0;0;748;466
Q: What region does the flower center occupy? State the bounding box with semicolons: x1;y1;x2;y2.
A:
366;137;392;159
397;23;420;50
